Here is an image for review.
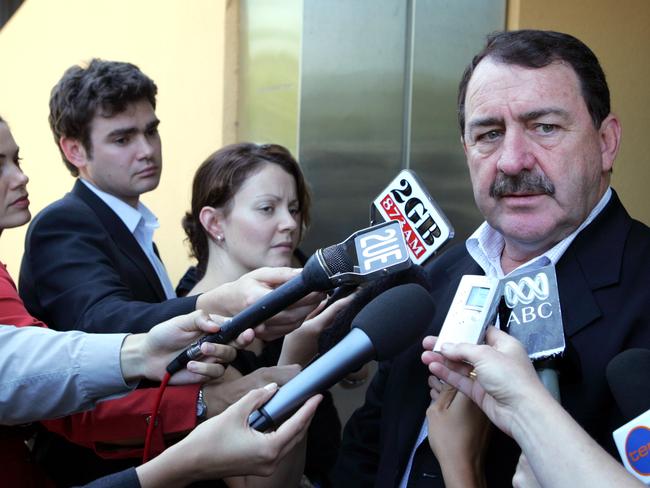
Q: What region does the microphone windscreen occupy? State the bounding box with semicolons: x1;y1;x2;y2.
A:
351;283;434;360
321;242;354;274
318;265;431;354
606;348;650;420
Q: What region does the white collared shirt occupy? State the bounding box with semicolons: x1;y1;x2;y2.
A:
80;179;176;299
398;187;612;487
466;187;612;279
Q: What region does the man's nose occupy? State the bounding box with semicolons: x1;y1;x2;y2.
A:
496;128;536;175
136;134;155;159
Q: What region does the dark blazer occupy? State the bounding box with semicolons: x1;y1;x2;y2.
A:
20;179;197;333
332;190;650;487
18;180;202;486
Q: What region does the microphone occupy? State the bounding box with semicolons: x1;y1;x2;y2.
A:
433;274;500;353
248;283;435;431
608;349;650;485
608;349;650;420
500;264;565;401
319;169;454;352
167;220;411;374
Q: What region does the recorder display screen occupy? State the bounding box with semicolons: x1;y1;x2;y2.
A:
466;286;490;308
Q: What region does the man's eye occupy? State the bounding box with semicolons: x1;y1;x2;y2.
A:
477;130;501;142
536;123;557;134
114;137;128;145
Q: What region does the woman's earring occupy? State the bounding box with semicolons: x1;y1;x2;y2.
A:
216;234;224;243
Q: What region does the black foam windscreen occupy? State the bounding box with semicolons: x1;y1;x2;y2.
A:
606;348;650;420
351;283;434;360
318;265;431;354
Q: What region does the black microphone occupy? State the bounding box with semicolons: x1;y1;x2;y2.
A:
167;221;411;374
607;349;650;484
248;283;435;431
607;348;650;421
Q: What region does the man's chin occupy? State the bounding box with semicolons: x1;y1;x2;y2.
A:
494;216;558;245
137;179;161;195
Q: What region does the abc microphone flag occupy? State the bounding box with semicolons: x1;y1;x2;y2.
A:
499;264;565;360
499;264;565;401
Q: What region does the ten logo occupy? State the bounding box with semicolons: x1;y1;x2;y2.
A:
625;426;650;475
503;272;550;307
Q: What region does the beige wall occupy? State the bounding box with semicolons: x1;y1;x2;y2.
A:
508;0;650;225
1;1;647;286
0;0;236;283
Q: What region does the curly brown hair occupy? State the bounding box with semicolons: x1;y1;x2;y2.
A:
182;142;311;275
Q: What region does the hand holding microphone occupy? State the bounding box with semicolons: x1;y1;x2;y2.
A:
219;266;326;342
422;327;548;439
423;329;642;488
249;283;435;431
168;221;411;375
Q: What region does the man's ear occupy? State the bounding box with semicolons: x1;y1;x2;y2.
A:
598;113;622;173
199;206;225;241
60;137;89;171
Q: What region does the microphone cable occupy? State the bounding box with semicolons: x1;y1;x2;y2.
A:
142;371;171;463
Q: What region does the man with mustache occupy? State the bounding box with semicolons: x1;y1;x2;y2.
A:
332;30;650;487
18;59;319;485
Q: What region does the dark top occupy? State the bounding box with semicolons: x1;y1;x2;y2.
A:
332;190;650;487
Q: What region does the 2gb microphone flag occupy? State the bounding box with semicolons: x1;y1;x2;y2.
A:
371;170;454;265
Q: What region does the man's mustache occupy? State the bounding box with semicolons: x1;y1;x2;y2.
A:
489;171;555;198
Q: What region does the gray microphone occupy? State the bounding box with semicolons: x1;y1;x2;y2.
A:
248;283;435;431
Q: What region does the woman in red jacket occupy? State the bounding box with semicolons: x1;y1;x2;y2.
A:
0;119;56;487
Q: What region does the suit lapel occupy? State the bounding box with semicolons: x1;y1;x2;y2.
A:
71;180;168;301
558;190;631;337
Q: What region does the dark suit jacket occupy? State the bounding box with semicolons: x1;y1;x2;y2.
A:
332;190;650;487
20;179;197;333
18;180;202;486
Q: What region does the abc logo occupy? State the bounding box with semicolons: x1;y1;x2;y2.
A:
625;426;650;475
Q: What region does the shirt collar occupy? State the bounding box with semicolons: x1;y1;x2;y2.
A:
79;178;159;234
466;187;612;278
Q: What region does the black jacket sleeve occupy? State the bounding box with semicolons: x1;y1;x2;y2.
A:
19;196;197;333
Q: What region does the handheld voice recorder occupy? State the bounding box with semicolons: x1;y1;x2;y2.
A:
434;275;500;352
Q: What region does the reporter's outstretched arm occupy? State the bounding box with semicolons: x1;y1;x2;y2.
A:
0;325;130;424
135;384;322;487
422;327;643;488
0;310;246;424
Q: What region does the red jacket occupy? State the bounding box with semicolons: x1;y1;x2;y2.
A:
0;263;199;461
